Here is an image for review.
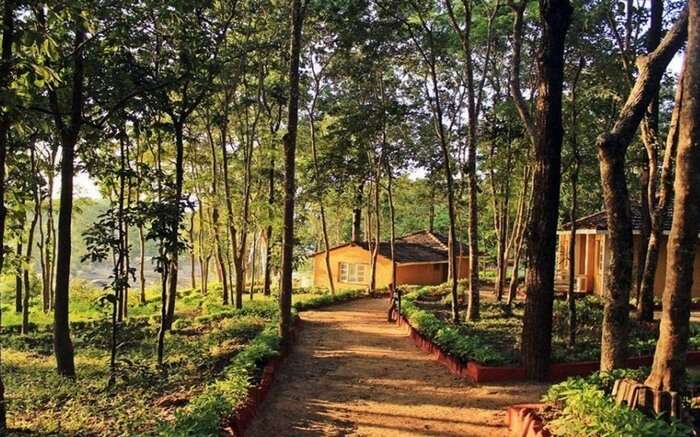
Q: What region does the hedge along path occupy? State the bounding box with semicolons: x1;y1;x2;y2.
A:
246;297;546;436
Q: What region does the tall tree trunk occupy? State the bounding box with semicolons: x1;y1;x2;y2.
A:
567;58;584;348
645;14;700;389
369;162;381;293
279;0;304;348
155;128;168;366
507;166;532;306
263;158;274;296
308;90;335;295
135;132;146;304
206;124;230;304
598;9;688;371
15;240;23;313
52;15;86;378
639;63;684;321
387;164;397;288
22;210;39;335
637;0;666;321
249;231;257;299
445;0;498;320
520;0;572;380
0;0;13;427
165;120;185;329
189;212;196;289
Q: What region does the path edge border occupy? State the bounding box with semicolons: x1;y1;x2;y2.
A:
392;309;700;382
220;316;303;437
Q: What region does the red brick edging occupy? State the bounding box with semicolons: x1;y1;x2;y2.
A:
393;310;700;382
505;404;551;437
220;317;303;436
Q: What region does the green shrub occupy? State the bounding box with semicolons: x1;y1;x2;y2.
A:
399;293;509;365
545;383;691;437
543;368;649;404
160;326;281;436
292;288;364;312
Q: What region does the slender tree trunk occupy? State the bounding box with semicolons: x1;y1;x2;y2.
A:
22;211;39;335
566;57;584;348
206;124;230;304
0;0;14;427
138;225;146;303
645;15;700;389
189;212;196;289
279;0;304;348
507;166;532;306
52;15;86;378
637;0;664;320
165;121;185;329
155;129;167;366
520;0;572;380
387;165;397;288
249;231;257;299
15;240;23;313
309;104;335;294
639;66;683;321
263;158;274;296
598;9;688;371
369;163;381;293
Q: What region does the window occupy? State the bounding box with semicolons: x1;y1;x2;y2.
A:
339;262;368;284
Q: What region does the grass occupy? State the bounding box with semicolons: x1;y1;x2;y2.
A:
0;274;364;435
400;283;700;366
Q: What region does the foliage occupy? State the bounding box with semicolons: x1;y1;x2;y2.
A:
400;291;507;365
292;288;365;312
160;325;281;436
542;373;692;437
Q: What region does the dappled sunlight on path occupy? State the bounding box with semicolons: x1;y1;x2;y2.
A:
246;298;546;436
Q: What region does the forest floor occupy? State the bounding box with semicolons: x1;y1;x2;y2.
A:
246;297;546;437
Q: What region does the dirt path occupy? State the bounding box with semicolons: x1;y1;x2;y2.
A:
246;298;546;437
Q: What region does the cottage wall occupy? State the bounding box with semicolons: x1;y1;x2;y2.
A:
312;246;470;289
558;232;700;298
312;244;393;290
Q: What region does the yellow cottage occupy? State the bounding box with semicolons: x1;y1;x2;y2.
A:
311;230;470;290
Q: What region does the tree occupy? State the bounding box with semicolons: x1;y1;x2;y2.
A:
519;0;572;380
597;8;688;371
646;4;700;390
49;10;86;378
637;0;668;322
0;0;15;427
279;0;305;348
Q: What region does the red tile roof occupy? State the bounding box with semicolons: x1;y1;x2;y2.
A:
315;230;468;264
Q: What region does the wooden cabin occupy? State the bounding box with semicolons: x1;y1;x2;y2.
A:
556;206;700;297
311;230;470;290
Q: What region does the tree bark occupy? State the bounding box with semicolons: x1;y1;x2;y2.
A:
637;0;664;321
22;210;39;335
165;120;185;329
308;82;335;294
520;0;572;380
507;166;532;307
639;65;684;322
15;239;23;313
52;14;86;378
279;0;304;349
206;122;230;305
567;58;584;348
598;9;688;371
645;8;700;389
0;0;13;426
263;158;274;296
